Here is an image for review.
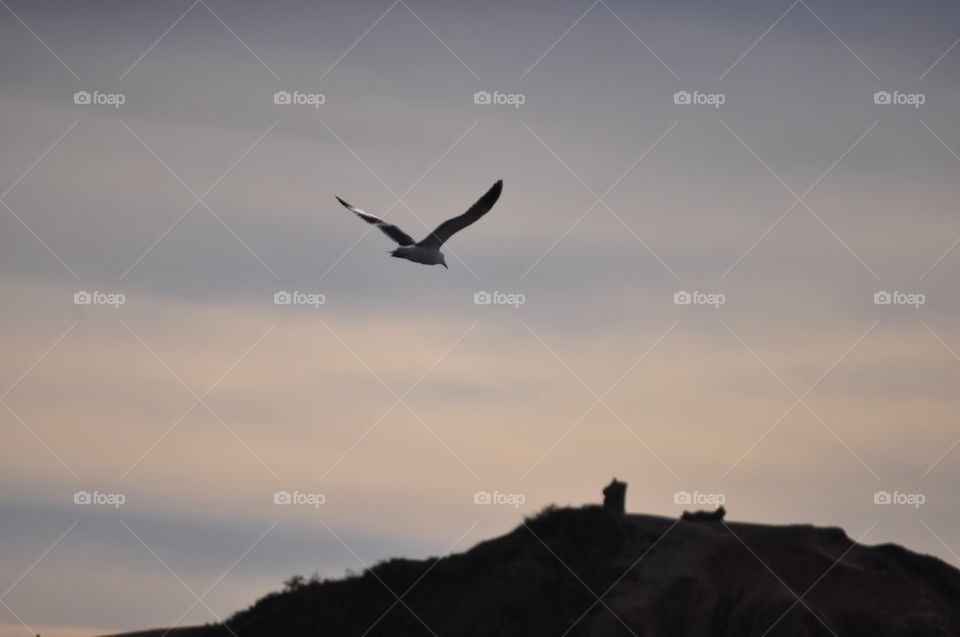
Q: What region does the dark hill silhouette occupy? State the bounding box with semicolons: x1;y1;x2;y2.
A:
105;505;960;637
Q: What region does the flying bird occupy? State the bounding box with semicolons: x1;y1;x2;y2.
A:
336;180;503;268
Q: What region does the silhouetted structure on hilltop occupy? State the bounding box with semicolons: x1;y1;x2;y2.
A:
602;478;626;513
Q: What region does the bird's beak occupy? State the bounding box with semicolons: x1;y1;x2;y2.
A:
442;263;448;269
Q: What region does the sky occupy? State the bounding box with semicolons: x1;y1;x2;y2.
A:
2;0;960;635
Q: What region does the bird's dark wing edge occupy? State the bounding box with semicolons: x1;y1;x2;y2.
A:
418;180;503;249
336;196;416;246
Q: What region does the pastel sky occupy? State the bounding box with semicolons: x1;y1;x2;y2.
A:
2;1;960;635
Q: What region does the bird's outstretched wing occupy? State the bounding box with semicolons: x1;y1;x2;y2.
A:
336;197;416;246
417;180;502;249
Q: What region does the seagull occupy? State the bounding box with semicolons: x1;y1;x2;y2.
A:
336;180;503;269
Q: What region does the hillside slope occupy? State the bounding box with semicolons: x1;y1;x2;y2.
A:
109;506;960;636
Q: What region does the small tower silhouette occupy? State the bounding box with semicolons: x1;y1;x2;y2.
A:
602;478;627;513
